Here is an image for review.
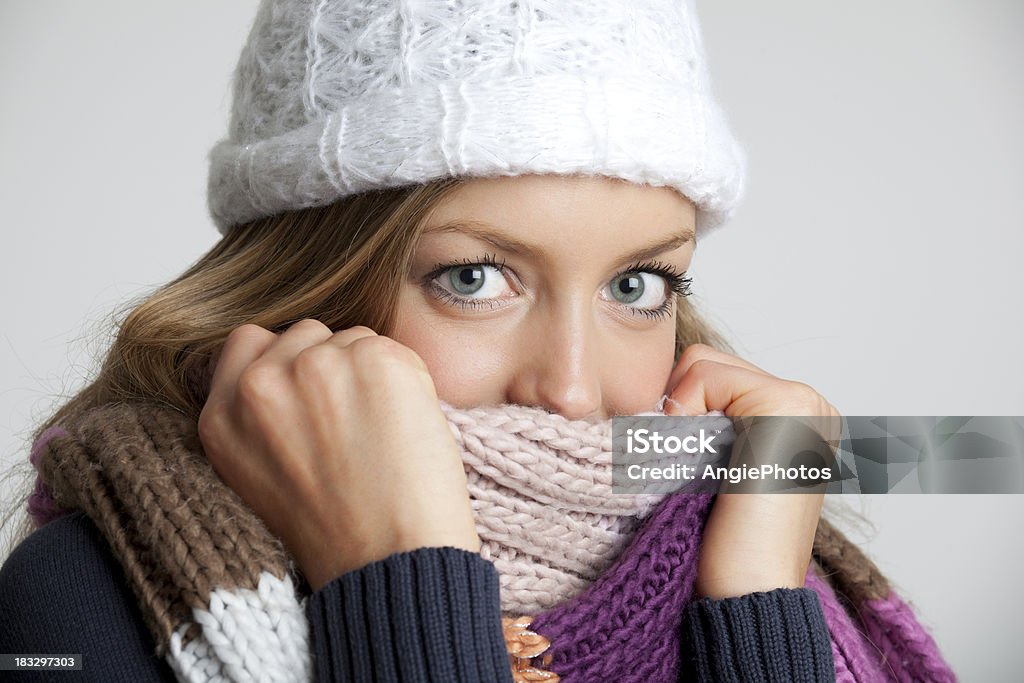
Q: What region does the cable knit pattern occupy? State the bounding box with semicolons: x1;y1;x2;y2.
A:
206;0;747;237
27;400;957;682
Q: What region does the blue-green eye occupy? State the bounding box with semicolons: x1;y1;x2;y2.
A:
604;260;694;320
442;263;507;297
605;271;670;309
422;253;514;310
448;265;486;295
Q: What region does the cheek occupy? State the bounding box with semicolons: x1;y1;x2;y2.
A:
418;340;507;407
603;330;678;411
391;296;508;407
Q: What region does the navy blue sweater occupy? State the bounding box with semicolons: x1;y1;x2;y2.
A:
0;512;835;681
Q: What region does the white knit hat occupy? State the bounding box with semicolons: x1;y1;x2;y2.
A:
207;0;747;239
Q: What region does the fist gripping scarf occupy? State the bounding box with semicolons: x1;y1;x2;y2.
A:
27;400;956;682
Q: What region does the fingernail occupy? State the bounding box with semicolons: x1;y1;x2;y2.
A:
659;395;688;416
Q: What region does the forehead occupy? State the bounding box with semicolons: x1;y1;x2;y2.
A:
424;174;696;242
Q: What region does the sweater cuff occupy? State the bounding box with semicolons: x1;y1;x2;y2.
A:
306;546;514;683
682;587;836;682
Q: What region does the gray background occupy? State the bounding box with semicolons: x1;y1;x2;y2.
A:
1;2;1021;678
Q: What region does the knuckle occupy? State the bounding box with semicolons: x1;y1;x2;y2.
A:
351;336;421;374
345;324;378;336
293;344;341;378
405;347;430;373
680;342;713;366
787;380;826;409
351;333;398;356
236;363;283;403
289;318;331;335
226;323;272;348
688;357;717;375
790;380;819;399
197;402;227;444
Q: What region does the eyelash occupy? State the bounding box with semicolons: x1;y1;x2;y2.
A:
621;258;695;319
421;252;693;320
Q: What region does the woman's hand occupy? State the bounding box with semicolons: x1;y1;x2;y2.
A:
664;343;840;600
197;319;481;591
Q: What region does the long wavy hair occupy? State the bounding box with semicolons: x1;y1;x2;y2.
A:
1;177;742;555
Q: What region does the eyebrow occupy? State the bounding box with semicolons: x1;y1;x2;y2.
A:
422;220;695;265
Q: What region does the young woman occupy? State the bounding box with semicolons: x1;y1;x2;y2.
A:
0;1;956;681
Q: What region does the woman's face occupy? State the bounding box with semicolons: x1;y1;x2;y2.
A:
392;174;697;420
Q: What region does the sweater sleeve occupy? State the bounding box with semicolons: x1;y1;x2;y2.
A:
306;546;515;683
680;587;836;682
0;511;176;682
0;512;515;683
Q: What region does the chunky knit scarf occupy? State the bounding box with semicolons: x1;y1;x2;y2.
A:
27;400;956;682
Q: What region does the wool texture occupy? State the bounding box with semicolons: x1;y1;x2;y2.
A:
206;0;747;238
28;401;957;682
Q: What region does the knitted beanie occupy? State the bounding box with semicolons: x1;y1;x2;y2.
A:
207;0;747;239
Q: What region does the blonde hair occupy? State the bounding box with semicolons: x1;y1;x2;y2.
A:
1;177;737;554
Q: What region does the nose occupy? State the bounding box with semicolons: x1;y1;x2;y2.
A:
505;306;604;421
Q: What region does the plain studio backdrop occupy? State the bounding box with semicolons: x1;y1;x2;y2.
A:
1;1;1021;679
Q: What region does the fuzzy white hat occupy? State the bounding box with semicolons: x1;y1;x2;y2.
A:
207;0;747;239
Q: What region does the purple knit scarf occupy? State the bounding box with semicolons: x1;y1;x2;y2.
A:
524;487;956;682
